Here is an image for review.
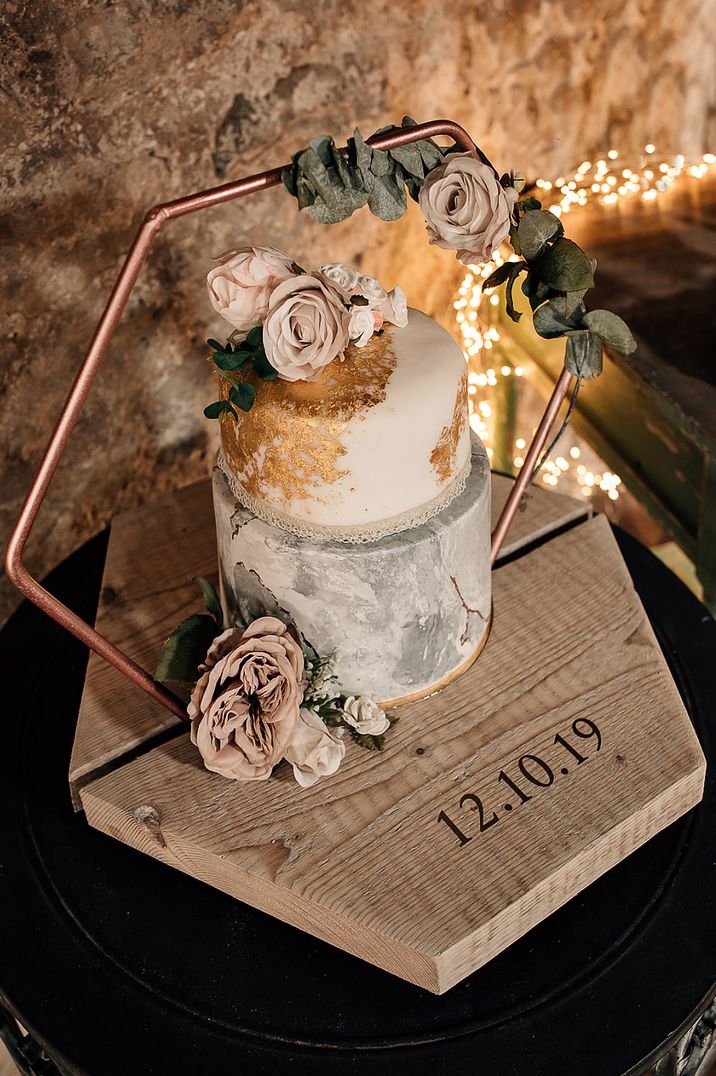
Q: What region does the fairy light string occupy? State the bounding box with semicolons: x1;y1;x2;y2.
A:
453;147;716;503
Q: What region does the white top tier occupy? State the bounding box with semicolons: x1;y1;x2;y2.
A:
218;309;471;540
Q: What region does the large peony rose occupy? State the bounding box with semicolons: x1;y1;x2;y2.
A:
419;153;517;265
262;274;350;382
206;246;295;333
188;617;306;781
284;708;346;788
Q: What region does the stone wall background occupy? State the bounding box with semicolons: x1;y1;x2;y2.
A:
2;0;716;624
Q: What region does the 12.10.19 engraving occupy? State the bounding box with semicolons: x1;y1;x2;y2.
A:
437;718;602;847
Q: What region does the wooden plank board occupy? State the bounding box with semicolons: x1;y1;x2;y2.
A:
69;471;589;799
69;479;215;798
80;515;705;994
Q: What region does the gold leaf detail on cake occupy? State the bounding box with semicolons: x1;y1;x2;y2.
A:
219;329;397;505
430;372;468;482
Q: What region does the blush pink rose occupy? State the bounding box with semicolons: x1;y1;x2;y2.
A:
188;617;306;782
284;708;345;788
419;154;517;265
206;246;295;334
262;274;350;382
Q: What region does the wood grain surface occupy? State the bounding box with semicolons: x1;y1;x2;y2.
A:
79;511;705;992
69;471;589;800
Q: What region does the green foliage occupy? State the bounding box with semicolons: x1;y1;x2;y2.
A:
155;576;224;687
583;309;637;354
484;191;636;376
281;117;451;225
350;714;399;752
203;330;277;420
155;613;218;686
193;575;223;626
565;331;603;379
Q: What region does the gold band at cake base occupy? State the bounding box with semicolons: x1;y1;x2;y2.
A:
379;607;493;709
216;451;472;545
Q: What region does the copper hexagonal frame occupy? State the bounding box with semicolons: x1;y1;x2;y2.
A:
5;119;573;720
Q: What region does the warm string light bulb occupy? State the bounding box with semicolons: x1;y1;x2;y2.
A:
451;146;714;503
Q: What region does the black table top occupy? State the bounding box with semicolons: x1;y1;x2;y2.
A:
1;526;714;1076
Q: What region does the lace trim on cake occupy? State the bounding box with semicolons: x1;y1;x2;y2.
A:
216;452;472;544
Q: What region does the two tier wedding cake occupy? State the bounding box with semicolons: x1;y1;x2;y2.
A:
156;119;634;789
208;256;491;708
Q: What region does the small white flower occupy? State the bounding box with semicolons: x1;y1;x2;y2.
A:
342;695;390;736
348;304;377;347
284;708;345;788
317;263;362;300
356;272;388;306
380;285;408;328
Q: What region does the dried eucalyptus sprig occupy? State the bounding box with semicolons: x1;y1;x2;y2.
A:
203;326;278;420
483;197;636;380
282;116;454;224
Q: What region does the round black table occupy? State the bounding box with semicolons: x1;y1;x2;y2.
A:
1;527;714;1076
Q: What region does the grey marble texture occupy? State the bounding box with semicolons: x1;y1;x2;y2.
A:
213;438;491;703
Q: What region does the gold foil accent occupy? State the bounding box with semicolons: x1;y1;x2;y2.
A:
430;372;468;482
220;330;397;506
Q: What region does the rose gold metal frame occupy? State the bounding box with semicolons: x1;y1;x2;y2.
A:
5;119;573;721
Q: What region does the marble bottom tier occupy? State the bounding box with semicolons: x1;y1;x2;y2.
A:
213;437;492;705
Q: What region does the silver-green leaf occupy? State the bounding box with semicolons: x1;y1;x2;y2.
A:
535;237;595;292
517;210;563;260
155;614;218;685
583;309;637;355
565;331;603;379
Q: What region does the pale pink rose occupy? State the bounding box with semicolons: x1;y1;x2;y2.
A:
317;263;362;300
284;708;345;788
206;246;295;333
379;286;408;328
372;309;385;331
263;274;350;382
188;617;306;782
342;695;390;735
419;154;517;265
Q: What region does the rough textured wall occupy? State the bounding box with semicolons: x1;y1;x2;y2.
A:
2;0;716;623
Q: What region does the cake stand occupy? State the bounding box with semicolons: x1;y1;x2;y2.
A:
66;474;705;993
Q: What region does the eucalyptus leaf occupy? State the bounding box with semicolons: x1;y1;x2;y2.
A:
505;263;528;322
370;145;393;178
350;728;386;751
229;383;256;411
563;289;588;317
193;576;222;626
366;170;407;221
517;210;563;260
521;271;555;311
251;352;279;380
155;613;218;685
388;139;425;178
482;262;513;290
532;296;586;339
245;326;263;349
213;350;250;371
583;309;637;355
535;237;595;291
203;400;228;420
206;338;224;352
565;331;603;379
